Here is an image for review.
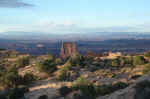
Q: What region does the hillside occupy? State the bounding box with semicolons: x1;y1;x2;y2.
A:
0;43;150;99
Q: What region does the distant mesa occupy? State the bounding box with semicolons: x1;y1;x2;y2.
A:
86;51;103;57
60;42;78;59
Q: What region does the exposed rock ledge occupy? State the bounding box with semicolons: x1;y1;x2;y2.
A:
97;72;150;99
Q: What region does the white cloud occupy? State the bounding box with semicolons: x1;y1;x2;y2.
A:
0;0;33;8
1;21;150;34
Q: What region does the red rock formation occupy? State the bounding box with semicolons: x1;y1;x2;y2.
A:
60;42;78;59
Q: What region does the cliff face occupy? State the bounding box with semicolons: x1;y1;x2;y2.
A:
60;42;78;59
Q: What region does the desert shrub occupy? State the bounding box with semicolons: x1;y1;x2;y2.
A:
38;95;48;99
71;77;128;97
0;95;7;99
119;57;126;66
92;61;100;66
8;51;19;58
124;56;134;66
23;72;38;84
47;53;55;61
0;67;22;88
55;58;63;65
143;63;150;74
85;56;94;63
98;60;105;67
112;82;128;90
111;59;120;66
72;77;96;98
95;84;115;96
56;62;71;81
117;56;134;67
133;56;146;66
56;70;71;81
16;56;30;68
0;86;29;99
101;59;112;67
111;56;134;67
118;56;133;66
58;86;72;97
131;75;141;80
0;67;6;77
96;82;128;96
72;92;83;99
0;48;5;51
71;91;93;99
72;76;90;89
95;59;110;67
144;51;150;58
37;59;56;74
8;86;28;99
70;53;85;67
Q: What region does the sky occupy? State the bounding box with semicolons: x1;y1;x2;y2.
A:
0;0;150;34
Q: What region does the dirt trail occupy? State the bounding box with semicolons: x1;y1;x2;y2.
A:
24;79;72;99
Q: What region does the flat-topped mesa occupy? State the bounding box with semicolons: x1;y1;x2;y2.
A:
60;42;78;59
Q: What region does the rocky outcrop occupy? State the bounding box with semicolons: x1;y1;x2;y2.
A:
97;72;150;99
60;42;78;59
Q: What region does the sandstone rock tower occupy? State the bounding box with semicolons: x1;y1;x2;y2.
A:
60;42;78;59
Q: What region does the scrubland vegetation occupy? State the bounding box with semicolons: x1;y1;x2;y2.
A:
0;50;150;99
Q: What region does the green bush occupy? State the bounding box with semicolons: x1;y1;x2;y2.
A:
58;86;72;96
96;84;113;96
56;62;71;81
92;61;100;66
124;56;134;66
47;53;55;61
71;91;93;99
0;67;6;77
55;58;63;65
113;82;128;90
111;59;120;67
111;56;134;67
144;51;150;58
96;82;128;96
37;59;56;74
23;72;37;85
0;67;22;88
0;86;28;99
8;51;19;58
0;94;7;99
72;77;96;98
8;86;28;99
133;56;146;66
71;77;128;98
16;56;30;68
100;59;112;67
70;53;85;67
72;76;90;89
38;95;48;99
85;56;94;63
143;63;150;74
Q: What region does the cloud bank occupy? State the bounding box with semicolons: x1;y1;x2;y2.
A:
0;0;33;8
1;20;150;34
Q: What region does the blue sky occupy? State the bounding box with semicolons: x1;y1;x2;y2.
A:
0;0;150;34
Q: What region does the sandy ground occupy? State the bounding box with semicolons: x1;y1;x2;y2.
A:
24;79;71;99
